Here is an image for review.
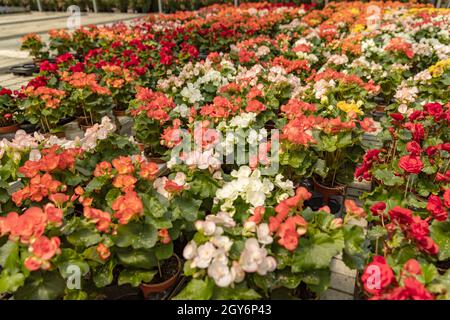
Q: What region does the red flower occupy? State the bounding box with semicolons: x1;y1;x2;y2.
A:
426;195;448;221
404;122;424;141
361;256;395;295
406;141;421;156
370;201;386;216
398;155;423;174
403;259;422;275
443;189;450;208
416;236;439;255
389;206;413;224
424;102;443;119
390;113;404;121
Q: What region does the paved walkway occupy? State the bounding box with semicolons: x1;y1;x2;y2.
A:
0;12;145;73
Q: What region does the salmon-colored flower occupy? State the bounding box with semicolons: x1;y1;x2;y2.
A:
139;161;160;180
112;191;143;225
112;156;134;175
113;174;137;191
96;243;111;260
94;161;112;177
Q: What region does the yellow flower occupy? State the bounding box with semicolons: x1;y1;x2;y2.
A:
350;8;360;15
337;101;363;115
351;24;365;33
428;58;450;78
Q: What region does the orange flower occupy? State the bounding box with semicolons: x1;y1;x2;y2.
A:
83;207;111;232
94;161;113;177
344;200;366;218
158;228;171;244
113;174;137;191
43;203;63;226
96;243;111;260
24;236;61;271
112;156;134;175
140;161;160;180
112;191;143;225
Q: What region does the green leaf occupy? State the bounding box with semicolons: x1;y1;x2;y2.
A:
172;196;202;222
114;222;158;249
373;169;404;186
173;278;214;300
67;228;102;247
430;220;450;261
64;290;88;300
0;271;25;293
116;248;157;269
212;284;261;300
118;269;157;287
14;271;65;300
155;243;174;260
367;225;388;240
0;240;20;272
343;225;369;270
105;188;121;207
292;231;344;272
93;259;115;288
141;193;167;218
85;176;109;192
301;269;331;294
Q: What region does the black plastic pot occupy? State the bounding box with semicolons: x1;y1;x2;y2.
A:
304;192;344;217
9;63;40;76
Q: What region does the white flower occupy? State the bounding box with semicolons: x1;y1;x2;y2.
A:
211;235;233;252
193;242;216;269
208;259;234;287
239;238;277;275
257;223;273;245
183;241;197;260
29;149;41;161
231;261;245;283
206;212;236;228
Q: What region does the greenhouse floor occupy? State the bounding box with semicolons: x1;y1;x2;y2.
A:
0;12;145;72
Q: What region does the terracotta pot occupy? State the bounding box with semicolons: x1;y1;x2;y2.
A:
76;117;94;131
113;110;127;117
0;123;20;134
375;105;386;113
313;177;346;203
136;142;145;153
146;156;166;164
139;254;181;299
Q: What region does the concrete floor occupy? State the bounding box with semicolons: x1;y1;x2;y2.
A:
0;12;145;72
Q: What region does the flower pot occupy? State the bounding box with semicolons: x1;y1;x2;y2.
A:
313;177;346;204
113;110;127;117
0;123;20;134
139;254;182;299
76;117;94;131
146;156;166;164
304;193;344;216
9;63;40;76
